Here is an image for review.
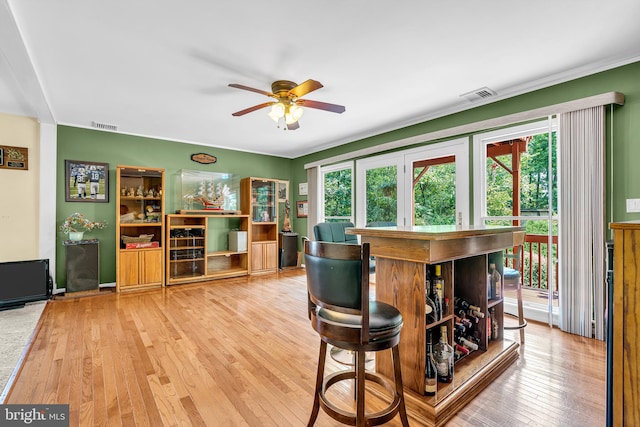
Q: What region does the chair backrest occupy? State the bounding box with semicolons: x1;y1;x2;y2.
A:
504;244;524;281
304;240;370;339
313;222;359;244
504;244;523;268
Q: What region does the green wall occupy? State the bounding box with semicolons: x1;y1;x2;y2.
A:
56;61;640;287
56;126;291;287
290;61;640;237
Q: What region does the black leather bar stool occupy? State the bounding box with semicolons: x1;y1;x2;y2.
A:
304;240;409;427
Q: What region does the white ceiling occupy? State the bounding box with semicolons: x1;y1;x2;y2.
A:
2;0;639;159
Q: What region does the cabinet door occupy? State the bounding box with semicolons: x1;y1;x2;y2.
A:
141;249;163;285
264;242;278;270
251;242;264;271
250;179;277;223
119;251;140;287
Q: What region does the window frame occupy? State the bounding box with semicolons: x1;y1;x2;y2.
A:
320;161;354;223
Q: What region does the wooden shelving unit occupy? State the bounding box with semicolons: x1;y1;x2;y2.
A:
165;214;250;284
240;177;279;274
116;165;165;292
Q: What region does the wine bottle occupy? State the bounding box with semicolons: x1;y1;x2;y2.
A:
468;307;485;319
491;307;499;339
468;303;481;313
425;296;437;324
489;263;496;299
455;343;470;356
458;336;479;351
425;331;437;396
489;263;502;299
433;325;454;383
457;298;484;320
454;322;466;334
455;297;469;310
429;266;442;321
433;265;445;321
493;265;502;299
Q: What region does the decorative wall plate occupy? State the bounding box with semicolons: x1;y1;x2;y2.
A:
191;153;217;164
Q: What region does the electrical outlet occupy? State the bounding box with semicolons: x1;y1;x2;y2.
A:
626;199;640;213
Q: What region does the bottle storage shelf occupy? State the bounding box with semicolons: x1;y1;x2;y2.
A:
166;214;250;284
425;315;453;330
424;339;517;406
348;224;525;427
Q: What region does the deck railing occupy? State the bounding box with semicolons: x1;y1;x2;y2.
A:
505;234;558;293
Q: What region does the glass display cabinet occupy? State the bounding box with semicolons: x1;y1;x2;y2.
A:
175;169;240;213
241;177;278;274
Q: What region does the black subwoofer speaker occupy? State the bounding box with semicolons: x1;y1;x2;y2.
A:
65;241;100;292
279;232;298;268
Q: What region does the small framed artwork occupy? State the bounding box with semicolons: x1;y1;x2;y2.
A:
298;182;308;196
296;200;308;218
278;180;289;203
65;160;109;203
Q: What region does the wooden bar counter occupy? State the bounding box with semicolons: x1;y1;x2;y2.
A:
610;221;640;427
347;224;525;427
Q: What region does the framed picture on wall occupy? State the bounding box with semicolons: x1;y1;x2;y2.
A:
64;160;109;203
278;180;289;203
296;200;308;218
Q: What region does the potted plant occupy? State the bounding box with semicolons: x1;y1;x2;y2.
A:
59;212;107;241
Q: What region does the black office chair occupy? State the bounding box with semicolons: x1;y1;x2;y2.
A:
304;240;409;427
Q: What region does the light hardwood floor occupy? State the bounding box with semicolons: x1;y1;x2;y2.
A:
4;270;605;426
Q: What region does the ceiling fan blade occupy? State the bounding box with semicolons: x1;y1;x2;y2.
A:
297;99;346;114
287;121;300;130
231;102;275;116
228;84;275;98
288;79;323;98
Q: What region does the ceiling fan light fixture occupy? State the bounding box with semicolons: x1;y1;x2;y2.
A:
229;79;345;130
268;103;286;122
285;104;304;124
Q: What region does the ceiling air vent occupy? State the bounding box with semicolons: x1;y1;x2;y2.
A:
91;121;118;131
460;87;497;102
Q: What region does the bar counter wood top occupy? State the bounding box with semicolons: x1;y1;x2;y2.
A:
346;224;525;427
347;223;524;239
347;224;525;263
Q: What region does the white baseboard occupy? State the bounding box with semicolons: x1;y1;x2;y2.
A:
504;298;558;326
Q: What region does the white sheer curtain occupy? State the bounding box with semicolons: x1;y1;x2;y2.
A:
306;166;320;241
558;105;606;339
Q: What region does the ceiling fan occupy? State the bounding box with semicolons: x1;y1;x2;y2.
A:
228;79;345;130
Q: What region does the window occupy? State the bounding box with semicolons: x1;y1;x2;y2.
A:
473;119;559;325
320;162;353;223
355;138;469;227
413;157;457;225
